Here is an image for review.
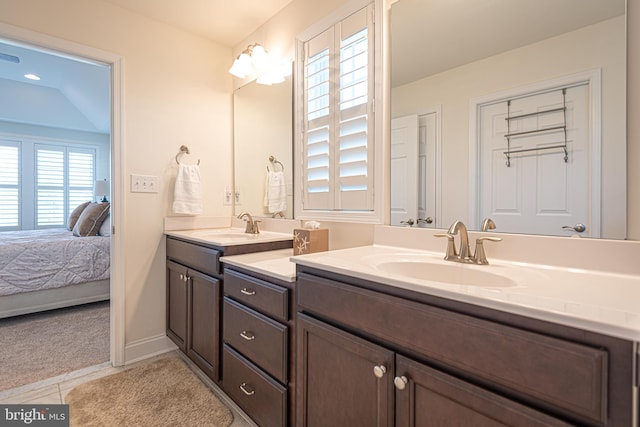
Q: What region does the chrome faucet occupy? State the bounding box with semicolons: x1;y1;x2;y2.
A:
435;219;502;264
237;212;260;234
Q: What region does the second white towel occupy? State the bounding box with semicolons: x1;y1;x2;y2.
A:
172;164;203;215
264;171;286;213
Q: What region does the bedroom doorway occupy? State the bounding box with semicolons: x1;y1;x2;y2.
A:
0;29;124;391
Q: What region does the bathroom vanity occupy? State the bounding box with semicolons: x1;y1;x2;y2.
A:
166;225;639;426
295;266;633;426
291;227;640;427
165;229;293;383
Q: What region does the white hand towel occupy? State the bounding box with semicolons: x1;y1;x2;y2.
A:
172;164;203;215
263;171;287;213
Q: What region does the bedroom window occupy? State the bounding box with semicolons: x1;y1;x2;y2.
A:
0;142;20;229
36;145;96;228
0;138;96;231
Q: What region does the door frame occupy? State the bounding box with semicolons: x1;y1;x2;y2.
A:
468;69;602;236
0;22;126;366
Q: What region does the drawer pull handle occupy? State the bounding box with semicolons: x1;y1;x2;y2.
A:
240;288;256;296
239;382;255;396
394;375;408;390
240;331;255;341
373;365;387;378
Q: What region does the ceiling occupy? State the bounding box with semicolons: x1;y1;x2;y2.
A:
101;0;295;47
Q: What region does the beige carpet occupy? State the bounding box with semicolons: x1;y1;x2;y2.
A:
65;357;234;427
0;301;110;391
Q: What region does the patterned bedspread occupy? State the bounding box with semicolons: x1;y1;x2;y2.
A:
0;229;110;296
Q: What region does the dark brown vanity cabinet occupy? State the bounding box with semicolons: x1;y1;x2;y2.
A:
166;237;222;382
296;269;636;427
222;268;294;427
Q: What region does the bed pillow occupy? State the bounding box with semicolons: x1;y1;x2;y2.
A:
73;202;110;237
68;201;91;231
99;214;111;237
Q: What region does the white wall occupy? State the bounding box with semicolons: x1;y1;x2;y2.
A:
392;16;626;237
0;0;233;356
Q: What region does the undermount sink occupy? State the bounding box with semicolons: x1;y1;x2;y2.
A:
376;261;516;288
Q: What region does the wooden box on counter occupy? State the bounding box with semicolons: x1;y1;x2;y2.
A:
293;228;328;255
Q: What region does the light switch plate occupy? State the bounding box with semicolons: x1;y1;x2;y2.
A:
131;174;158;193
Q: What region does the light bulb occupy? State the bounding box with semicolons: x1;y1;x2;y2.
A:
251;44;270;70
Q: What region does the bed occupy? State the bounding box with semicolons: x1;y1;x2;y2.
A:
0;228;110;318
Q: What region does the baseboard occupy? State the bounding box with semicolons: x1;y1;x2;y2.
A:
124;334;177;365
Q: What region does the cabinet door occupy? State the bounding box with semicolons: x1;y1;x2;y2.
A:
394;354;573;427
296;314;394;427
166;260;188;351
187;268;221;381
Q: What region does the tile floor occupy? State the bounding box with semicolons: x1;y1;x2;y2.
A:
0;351;256;427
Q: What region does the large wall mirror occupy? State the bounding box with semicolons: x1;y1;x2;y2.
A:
390;0;626;239
233;75;293;218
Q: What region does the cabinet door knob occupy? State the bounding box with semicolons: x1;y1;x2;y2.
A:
240;288;256;296
373;365;387;378
394;375;408;390
179;274;184;280
239;382;255;396
240;331;255;341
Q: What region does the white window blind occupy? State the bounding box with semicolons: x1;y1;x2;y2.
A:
35;145;96;228
0;142;20;229
302;4;374;211
36;147;66;226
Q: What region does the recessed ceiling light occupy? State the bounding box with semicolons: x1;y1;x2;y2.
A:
24;73;41;81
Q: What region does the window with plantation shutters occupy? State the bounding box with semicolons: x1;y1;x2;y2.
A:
0;138;96;231
300;3;375;213
35;145;96;228
0;141;20;229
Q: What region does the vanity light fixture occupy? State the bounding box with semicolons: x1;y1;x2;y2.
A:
24;73;41;81
229;43;270;79
256;59;293;85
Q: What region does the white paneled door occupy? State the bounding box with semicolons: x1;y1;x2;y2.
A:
478;84;591;237
391;114;418;226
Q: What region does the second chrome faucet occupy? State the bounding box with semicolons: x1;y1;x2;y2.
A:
237;212;261;234
435;219;501;265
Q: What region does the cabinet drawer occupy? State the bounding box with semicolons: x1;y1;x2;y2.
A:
298;273;608;425
224;298;288;383
224;269;288;321
223;345;287;427
167;237;220;276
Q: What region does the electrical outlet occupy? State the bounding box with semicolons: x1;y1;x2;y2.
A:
223;187;233;205
131;174;159;193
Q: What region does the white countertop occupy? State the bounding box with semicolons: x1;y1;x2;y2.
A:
165;227;293;247
221;249;296;282
291;244;640;342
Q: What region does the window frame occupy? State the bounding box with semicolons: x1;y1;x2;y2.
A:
294;0;386;223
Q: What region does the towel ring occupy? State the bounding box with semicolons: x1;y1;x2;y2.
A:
267;155;284;172
176;145;200;165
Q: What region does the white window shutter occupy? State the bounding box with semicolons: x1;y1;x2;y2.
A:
0;141;20;229
302;4;374;212
36;147;66;227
